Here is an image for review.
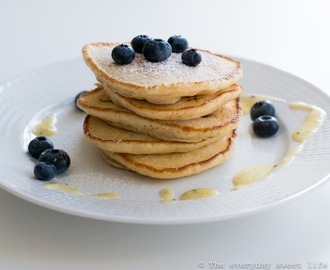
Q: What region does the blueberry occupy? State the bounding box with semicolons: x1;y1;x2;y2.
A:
142;39;172;62
253;115;279;138
28;136;54;158
250;100;276;121
111;44;135;64
38;149;71;174
181;49;202;66
167;35;188;53
34;162;57;181
131;35;152;53
74;90;88;111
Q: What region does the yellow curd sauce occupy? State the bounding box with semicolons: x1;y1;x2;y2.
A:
32;114;57;136
91;192;120;199
232;98;326;190
159;188;176;203
43;183;83;195
241;94;285;115
290;102;326;143
43;183;121;199
179;188;219;200
159;188;219;202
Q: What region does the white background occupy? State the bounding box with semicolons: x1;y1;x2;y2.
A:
1;0;330;269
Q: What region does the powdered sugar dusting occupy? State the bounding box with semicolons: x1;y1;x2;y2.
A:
88;45;240;87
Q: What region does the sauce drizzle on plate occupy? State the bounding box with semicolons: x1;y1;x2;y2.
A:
232;98;326;190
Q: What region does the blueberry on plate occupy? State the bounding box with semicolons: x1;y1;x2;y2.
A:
253;115;279;138
167;35;188;53
131;35;152;53
142;39;172;62
181;49;202;66
38;149;71;174
28;136;54;158
111;44;135;64
74;90;88;111
250;100;276;120
34;161;57;181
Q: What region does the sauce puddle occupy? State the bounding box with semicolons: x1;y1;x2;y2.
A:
159;188;176;203
159;187;219;202
43;183;83;195
179;188;219;200
91;192;120;200
32;114;58;136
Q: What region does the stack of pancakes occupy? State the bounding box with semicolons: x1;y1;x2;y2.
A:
77;42;243;179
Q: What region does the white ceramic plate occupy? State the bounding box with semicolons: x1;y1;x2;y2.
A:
0;58;329;224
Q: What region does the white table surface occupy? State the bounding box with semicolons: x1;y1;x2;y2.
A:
1;0;330;269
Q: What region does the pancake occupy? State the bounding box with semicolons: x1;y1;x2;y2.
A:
83;115;235;154
77;87;242;143
106;84;242;120
102;130;237;179
82;42;242;104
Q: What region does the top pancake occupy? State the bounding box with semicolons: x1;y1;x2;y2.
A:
82;42;242;104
